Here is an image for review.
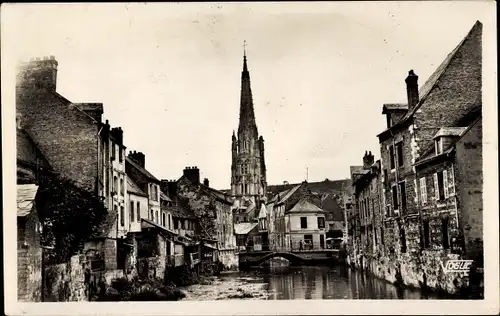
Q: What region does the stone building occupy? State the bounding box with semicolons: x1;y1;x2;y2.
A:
230;50;267;216
16;56;130;285
266;183;328;252
168;167;238;270
17;184;43;302
348;152;385;269
365;21;483;294
413;111;483;277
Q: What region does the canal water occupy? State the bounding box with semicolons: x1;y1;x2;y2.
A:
181;260;449;300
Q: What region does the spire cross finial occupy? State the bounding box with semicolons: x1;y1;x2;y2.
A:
243;40;247;56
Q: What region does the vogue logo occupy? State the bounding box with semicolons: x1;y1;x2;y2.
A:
440;259;474;274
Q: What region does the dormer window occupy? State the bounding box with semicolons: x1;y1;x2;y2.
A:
386;115;392;129
435;138;443;155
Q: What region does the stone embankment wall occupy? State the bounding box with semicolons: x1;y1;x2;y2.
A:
44;254;87;302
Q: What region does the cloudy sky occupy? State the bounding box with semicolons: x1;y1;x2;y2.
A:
2;2;495;190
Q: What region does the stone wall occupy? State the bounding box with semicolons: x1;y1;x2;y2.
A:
44;254;87;302
17;211;42;302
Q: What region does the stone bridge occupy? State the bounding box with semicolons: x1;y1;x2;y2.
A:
238;249;340;268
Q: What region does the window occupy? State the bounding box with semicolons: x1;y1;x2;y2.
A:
174;219;179;230
442;218;450;249
155;211;159;224
119;147;123;163
386;115;392;129
443;170;449;198
420;220;429;249
389;145;395;169
381;227;384;245
181;220;185;230
150;209;154;221
120;178;124;195
317;217;325;229
435;138;443;155
136;202;140;221
168;214;172;229
396;142;404;167
448;169;455;196
434;171;445;201
392;185;399;211
300;217;308;229
419;177;427;205
112;143;116;160
162;212;166;227
113;176;118;194
400;226;407;253
398;181;407;211
120;206;124;227
130;201;134;222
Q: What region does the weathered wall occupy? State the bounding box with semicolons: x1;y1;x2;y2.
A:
17;212;42;302
44;254;87;302
455;119;483;263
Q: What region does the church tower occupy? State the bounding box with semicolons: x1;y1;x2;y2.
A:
230;44;267;211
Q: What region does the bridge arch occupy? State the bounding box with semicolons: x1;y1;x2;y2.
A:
243;252;305;265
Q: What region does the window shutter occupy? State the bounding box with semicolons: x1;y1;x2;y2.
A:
443;170;449;198
433;173;439;200
422;178;427;204
449;168;455;196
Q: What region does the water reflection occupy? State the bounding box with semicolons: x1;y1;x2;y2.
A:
182;263;459;300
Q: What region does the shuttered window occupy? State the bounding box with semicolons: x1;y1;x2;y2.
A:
420;177;427;205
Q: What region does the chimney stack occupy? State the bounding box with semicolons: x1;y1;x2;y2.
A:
17;56;59;91
128;151;145;168
363;151;374;169
183;166;200;185
405;70;419;111
203;178;209;187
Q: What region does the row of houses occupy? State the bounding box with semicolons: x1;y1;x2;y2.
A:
347;21;483;296
16;56;237;302
233;181;347;253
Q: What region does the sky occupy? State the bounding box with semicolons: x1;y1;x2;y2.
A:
2;2;495;190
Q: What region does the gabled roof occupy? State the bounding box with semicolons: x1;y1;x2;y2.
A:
127;175;147;197
234;222;258;235
275;184;302;205
378;21;482;138
17;184;39;217
286;198;326;215
257;204;267;219
126;156;159;182
433;127;468;139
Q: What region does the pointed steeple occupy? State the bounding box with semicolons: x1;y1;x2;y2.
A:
238;41;258;137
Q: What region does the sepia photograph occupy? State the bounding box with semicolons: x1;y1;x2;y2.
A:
1;1;498;315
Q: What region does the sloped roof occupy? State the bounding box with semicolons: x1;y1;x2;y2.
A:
234;222;258;235
17;184;38;217
126;175;147;197
165;198;196;219
141;218;178;235
382;103;408;114
286;198;326;214
126;156;159;182
257;204;267;219
160;191;172;203
274;184;302;205
378;21;482;138
319;194;345;221
433;127;468;139
266;179;349;199
17;129;52;170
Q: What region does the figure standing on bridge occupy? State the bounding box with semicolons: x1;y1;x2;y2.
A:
299;239;303;251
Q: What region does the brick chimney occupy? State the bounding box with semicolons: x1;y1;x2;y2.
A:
183;166;200;185
128;151;145;168
161;179;178;197
363;151;374;169
110;127;124;146
17;56;58;91
203;178;209;187
405;70;419;111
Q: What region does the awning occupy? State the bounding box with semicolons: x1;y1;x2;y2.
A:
17;184;39;217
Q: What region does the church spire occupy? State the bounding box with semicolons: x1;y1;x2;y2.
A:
239;41;257;137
